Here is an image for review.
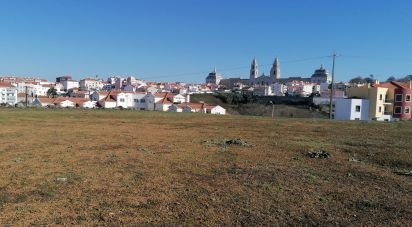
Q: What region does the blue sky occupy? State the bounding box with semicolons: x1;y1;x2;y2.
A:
0;0;411;82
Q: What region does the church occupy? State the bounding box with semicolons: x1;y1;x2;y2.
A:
249;57;280;86
206;57;281;88
205;67;223;85
206;57;330;90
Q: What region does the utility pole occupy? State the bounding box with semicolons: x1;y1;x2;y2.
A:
269;101;275;118
25;86;28;107
329;51;337;119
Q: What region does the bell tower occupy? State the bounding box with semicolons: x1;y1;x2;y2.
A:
250;57;258;80
270;57;280;81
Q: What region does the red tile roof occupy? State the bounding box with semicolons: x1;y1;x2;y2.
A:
0;82;13;87
373;81;411;89
37;97;54;104
391;81;411;89
155;92;176;104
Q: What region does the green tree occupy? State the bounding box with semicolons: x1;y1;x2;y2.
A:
349;76;366;84
386;76;396;82
47;87;58;98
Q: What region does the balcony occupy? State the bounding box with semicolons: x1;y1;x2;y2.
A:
383;99;393;105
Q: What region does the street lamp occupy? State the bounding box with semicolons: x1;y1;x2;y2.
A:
269;101;274;118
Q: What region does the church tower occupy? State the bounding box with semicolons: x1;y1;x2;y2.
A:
250;57;259;80
270;57;280;81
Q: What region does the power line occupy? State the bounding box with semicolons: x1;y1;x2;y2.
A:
139;55;331;81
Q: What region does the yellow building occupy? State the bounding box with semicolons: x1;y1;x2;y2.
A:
347;85;392;121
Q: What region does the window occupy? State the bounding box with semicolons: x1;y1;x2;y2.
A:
395;94;403;102
406;95;411;102
394;106;402;114
379;106;382;113
379;94;383;100
405;107;410;114
119;98;125;102
134;99;139;103
355;105;361;112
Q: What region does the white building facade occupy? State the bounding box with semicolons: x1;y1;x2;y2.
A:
79;78;104;91
0;83;18;105
62;80;79;91
335;98;369;120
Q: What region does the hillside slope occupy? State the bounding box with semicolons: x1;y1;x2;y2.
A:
191;94;326;118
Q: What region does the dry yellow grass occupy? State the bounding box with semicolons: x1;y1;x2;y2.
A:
0;108;411;225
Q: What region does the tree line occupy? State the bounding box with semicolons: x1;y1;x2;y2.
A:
349;74;412;84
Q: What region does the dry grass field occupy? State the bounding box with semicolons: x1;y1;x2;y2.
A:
0;109;411;226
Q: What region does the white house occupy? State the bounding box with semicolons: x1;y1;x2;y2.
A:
33;97;94;108
32;96;55;107
154;93;175;111
77;99;96;108
79;78;104;91
91;91;110;102
144;93;166;110
168;104;183;112
96;90;145;109
271;83;287;96
62;80;79;91
56;99;76;108
114;92;135;108
99;97;117;109
206;105;226;115
154;93;187;111
182;103;207;113
173;94;187;103
131;92;148;110
287;82;314;97
335;98;369;120
0;83;18;105
97;91;119;109
15;82;48;97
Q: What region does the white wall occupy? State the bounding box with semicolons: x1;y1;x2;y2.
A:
0;86;18;105
103;101;117;109
210;106;226;115
62;80;79;91
168;105;182;112
335;99;369;120
82;101;96;108
173;94;186;103
58;100;75;108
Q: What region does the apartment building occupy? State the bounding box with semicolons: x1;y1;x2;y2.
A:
346;85;391;121
0;83;18;105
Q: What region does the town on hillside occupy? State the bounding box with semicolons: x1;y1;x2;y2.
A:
1;57;411;121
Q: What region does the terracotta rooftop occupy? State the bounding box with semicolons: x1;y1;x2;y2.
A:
373;81;412;89
0;82;13;87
